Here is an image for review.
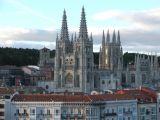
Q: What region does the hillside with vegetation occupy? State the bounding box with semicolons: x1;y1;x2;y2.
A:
0;47;142;67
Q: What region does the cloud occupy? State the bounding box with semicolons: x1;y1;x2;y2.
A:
92;8;160;30
0;7;160;53
90;8;160;53
0;28;57;49
0;26;160;53
0;28;56;41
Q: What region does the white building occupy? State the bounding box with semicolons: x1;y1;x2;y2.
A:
5;92;144;120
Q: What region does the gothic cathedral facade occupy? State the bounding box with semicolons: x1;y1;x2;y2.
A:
54;7;123;93
54;7;94;93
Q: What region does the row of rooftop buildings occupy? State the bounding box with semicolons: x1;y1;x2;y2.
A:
0;87;160;120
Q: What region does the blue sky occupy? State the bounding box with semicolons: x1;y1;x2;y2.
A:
0;0;160;53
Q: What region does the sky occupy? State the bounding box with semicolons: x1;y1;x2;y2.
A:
0;0;160;53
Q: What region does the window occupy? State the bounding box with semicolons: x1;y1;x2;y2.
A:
123;108;125;113
24;109;27;114
140;116;145;120
16;109;19;114
94;76;98;88
75;75;80;87
140;107;145;115
55;109;59;116
76;58;79;69
47;109;50;115
30;108;35;115
107;109;109;113
40;110;43;115
102;80;105;85
112;109;114;113
151;107;156;114
118;106;123;114
86;108;90;116
78;109;81;115
128;117;130;120
131;74;135;83
59;58;62;68
91;108;96;116
0;104;4;108
87;74;90;83
151;115;156;120
142;74;146;84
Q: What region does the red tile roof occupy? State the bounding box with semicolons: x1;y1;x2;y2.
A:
115;87;157;103
11;87;157;103
89;94;134;102
12;94;92;102
12;93;135;102
0;87;15;95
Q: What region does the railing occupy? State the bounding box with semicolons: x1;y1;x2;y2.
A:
14;113;29;118
124;111;132;115
104;113;117;116
37;114;52;118
61;114;84;119
101;112;117;118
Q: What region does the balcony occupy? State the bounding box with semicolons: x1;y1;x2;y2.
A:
61;114;84;119
104;113;117;116
124;111;132;115
14;113;29;118
37;114;52;118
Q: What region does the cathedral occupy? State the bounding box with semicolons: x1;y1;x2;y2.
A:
39;7;160;94
54;7;122;93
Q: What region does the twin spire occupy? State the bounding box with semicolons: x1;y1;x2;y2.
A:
79;6;88;39
60;9;69;41
60;7;88;41
102;30;121;45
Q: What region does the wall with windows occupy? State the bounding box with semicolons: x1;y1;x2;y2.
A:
7;101;100;120
100;100;137;120
138;103;157;120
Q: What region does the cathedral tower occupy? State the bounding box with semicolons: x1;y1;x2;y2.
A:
74;7;93;93
54;7;93;93
99;30;123;74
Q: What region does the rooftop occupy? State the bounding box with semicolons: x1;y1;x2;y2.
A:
11;87;157;103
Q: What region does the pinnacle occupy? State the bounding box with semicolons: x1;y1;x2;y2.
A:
60;9;69;41
79;6;88;39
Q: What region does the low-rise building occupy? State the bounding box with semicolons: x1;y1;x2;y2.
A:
4;87;158;120
0;87;15;120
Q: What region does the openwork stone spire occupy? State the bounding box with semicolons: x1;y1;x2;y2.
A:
106;29;110;44
117;30;120;44
112;30;116;43
60;9;69;41
79;6;88;39
102;30;105;45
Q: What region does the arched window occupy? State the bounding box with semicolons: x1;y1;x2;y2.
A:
58;75;61;87
142;74;146;84
59;58;62;68
94;75;98;88
75;75;80;87
131;74;135;83
122;74;126;83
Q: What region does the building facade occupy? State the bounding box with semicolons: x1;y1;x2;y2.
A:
122;54;160;88
54;7;94;93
